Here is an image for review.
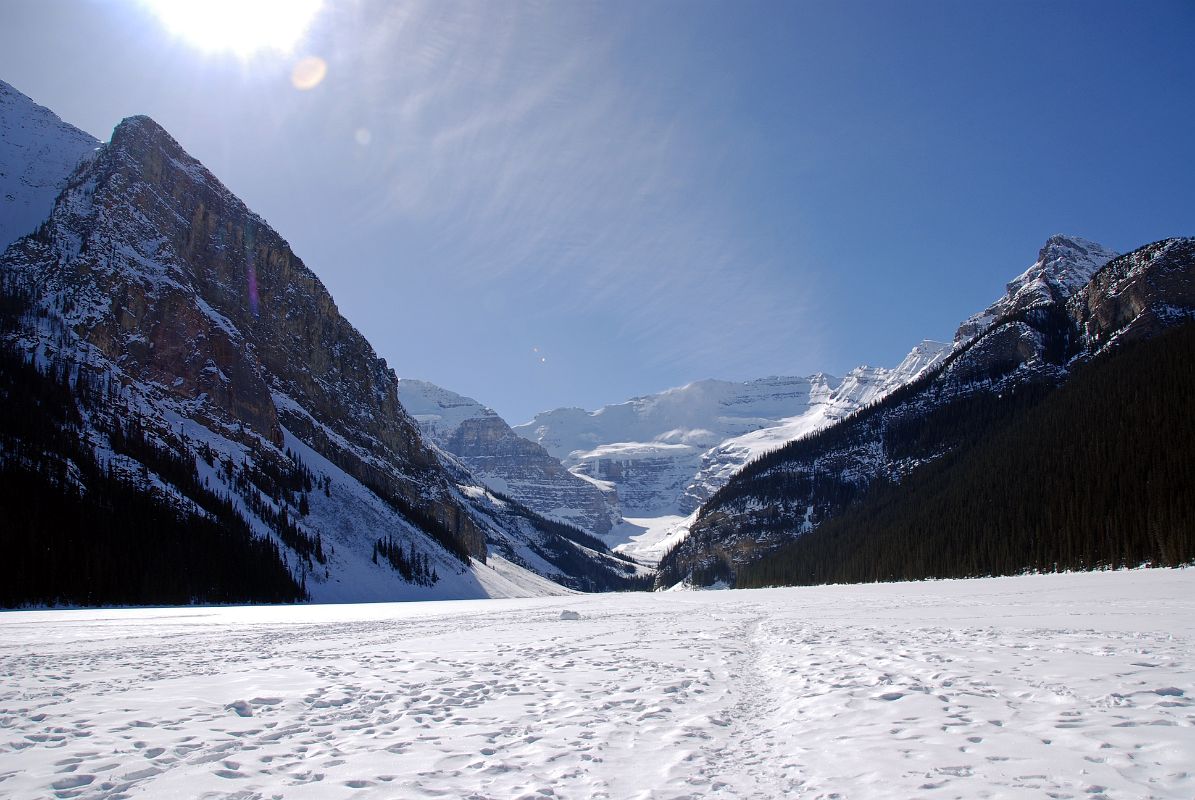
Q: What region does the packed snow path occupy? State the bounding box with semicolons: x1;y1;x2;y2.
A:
2;571;1193;799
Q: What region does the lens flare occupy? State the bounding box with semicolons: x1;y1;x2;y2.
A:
291;56;328;90
140;0;322;58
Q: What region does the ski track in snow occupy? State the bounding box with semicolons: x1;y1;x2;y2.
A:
1;570;1193;799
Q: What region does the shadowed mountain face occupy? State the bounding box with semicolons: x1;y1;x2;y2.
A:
660;237;1194;589
1;92;649;604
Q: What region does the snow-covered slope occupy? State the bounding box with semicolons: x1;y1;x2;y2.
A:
0;79;98;253
517;374;844;466
0;87;646;604
398;378;620;534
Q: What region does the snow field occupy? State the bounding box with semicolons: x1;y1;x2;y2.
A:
605;514;694;565
1;569;1193;799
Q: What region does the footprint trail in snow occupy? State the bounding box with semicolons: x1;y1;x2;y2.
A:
1;570;1193;799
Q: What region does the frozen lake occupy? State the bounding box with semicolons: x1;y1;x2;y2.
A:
2;569;1193;799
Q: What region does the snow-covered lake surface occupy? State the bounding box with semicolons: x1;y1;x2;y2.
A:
2;569;1193;799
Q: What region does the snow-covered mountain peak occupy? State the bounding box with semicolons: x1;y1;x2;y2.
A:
516;373;835;465
955;234;1118;346
894;339;952;378
397;379;499;438
0;78;99;252
674;338;951;517
511;339;951;538
1037;232;1113;265
1028;234;1119;294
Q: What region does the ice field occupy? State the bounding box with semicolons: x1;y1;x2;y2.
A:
2;569;1193;799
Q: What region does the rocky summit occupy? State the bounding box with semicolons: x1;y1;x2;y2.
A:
954;234;1118;346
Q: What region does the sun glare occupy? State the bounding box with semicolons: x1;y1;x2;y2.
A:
141;0;323;57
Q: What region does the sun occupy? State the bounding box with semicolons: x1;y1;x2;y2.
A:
140;0;323;58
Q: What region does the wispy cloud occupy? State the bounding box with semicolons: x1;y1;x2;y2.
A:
276;1;827;408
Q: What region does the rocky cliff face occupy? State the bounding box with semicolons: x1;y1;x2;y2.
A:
1069;237;1195;350
398;379;620;534
1;94;645;600
661;236;1193;589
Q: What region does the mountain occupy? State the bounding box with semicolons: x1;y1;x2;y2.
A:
954;234;1118;345
0;87;648;606
679;340;949;512
660;236;1194;589
0;80;98;252
513;342;949;563
397;378;620;534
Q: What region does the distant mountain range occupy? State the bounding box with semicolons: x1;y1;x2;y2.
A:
1;77;1190;606
513;344;949;519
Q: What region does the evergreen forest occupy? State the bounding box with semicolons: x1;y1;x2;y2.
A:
737;322;1195;588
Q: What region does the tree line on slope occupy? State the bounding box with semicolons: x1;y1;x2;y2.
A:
736;321;1195;587
374;534;439;586
0;343;306;607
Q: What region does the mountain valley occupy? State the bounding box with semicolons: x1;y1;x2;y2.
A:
0;77;1191;607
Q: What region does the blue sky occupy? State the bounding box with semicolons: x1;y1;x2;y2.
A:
1;0;1192;423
